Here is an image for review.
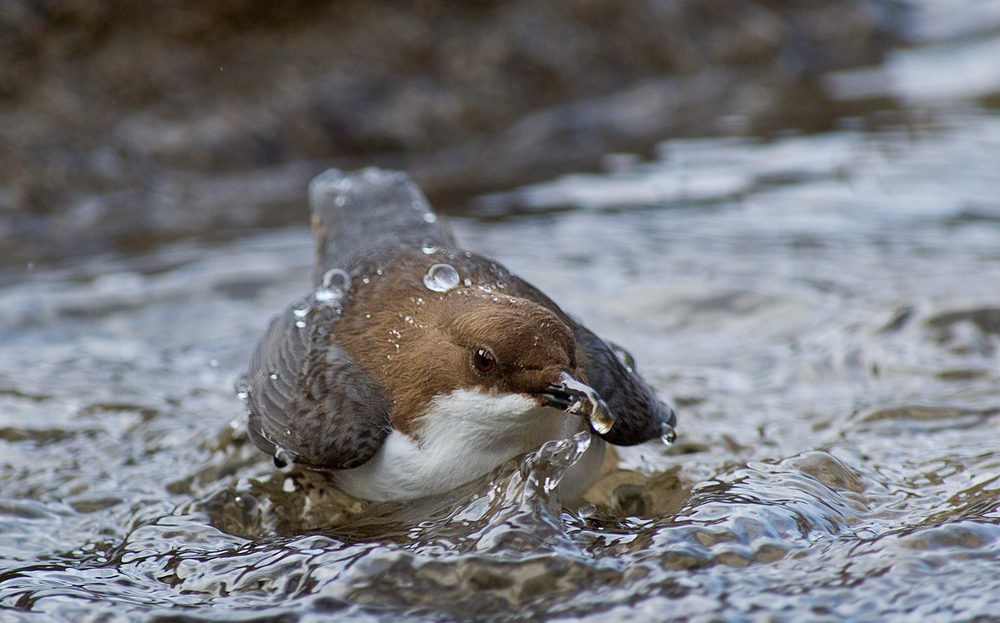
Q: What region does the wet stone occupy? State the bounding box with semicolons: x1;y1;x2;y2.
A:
935;368;990;381
783;452;867;494
860;405;970;423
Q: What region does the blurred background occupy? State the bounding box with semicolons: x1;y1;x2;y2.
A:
2;0;998;268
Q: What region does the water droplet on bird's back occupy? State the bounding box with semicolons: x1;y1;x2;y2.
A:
421;239;439;255
316;268;350;303
424;264;460;292
235;376;251;404
322;268;350;292
292;305;311;328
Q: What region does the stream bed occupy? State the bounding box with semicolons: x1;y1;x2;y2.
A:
2;111;1000;621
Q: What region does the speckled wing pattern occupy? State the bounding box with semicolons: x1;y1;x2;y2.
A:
247;300;391;469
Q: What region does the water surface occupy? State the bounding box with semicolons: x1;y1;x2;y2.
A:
2;113;1000;622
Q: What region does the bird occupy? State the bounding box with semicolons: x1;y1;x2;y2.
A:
244;168;676;503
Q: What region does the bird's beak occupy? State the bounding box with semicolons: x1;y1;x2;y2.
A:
539;371;615;435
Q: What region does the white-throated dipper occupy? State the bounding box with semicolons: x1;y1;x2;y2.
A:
245;168;676;502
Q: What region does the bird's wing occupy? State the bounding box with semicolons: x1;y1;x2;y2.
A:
247;299;391;469
248;168;447;471
309;168;456;286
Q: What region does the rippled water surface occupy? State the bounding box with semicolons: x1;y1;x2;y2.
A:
2;114;1000;622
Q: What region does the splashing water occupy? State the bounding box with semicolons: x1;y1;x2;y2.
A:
554;372;615;435
4;115;1000;622
660;422;677;445
525;430;593;495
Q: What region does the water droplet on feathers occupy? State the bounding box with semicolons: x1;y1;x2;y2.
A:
316;269;350;303
424;264;460;292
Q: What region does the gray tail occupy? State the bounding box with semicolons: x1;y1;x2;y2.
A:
308;168;456;286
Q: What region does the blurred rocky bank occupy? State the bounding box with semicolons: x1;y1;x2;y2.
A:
0;0;910;265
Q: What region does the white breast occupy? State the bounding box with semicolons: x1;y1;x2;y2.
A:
332;388;604;502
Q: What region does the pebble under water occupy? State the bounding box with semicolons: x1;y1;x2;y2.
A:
2;114;1000;622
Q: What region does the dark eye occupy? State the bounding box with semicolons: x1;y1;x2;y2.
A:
473;348;496;373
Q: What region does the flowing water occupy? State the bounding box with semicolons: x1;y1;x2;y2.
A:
2;111;1000;622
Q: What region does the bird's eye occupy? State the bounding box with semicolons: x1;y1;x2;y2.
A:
473;348;496;373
